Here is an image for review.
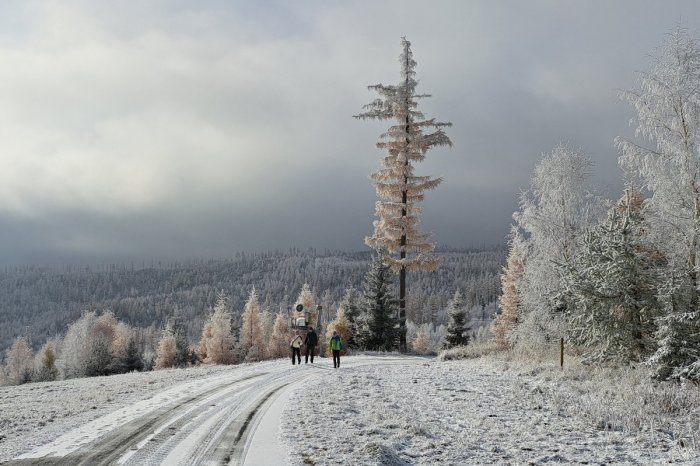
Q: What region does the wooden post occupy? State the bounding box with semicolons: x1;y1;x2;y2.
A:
560;337;564;370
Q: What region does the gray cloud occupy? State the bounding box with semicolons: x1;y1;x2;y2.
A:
0;0;699;264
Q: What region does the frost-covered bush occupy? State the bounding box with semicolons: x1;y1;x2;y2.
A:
409;322;445;355
326;308;352;355
32;339;60;382
4;336;34;385
269;312;292;359
548;363;700;451
154;330;177;369
437;339;500;361
61;311;144;378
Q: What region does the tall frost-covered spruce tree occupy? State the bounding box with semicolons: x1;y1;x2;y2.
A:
355;38;452;352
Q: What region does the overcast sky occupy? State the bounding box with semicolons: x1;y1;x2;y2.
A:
1;1;700;265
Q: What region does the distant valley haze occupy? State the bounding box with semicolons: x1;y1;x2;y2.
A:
2;1;700;264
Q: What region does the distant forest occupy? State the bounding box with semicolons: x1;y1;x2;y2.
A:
0;246;505;354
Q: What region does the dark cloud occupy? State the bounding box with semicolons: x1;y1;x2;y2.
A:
1;1;699;264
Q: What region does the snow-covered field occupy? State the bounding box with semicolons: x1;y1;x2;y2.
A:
1;354;698;465
281;356;700;465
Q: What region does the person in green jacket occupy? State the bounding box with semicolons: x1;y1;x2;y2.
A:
329;330;343;368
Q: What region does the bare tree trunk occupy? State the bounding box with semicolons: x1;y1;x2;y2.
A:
690;178;699;312
399;242;407;353
398;107;409;353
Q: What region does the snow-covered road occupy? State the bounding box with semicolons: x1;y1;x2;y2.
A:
1;356;424;465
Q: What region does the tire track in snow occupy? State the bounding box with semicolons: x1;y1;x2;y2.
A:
3;372;266;466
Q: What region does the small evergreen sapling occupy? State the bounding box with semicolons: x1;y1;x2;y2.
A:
339;287;362;348
443;290;470;349
361;251;399;351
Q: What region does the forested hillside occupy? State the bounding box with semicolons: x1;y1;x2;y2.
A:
0;246;505;354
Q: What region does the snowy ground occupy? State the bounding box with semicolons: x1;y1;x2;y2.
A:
281;356;700;465
0;361;275;462
1;354;698;465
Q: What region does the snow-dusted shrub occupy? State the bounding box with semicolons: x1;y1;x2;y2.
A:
32;339;60;382
269;312;292;358
409;322;445;355
326;308;351;355
154;330;177;369
411;324;431;355
60;310;142;378
61;311;97;378
438;338;500;361
548;363;700;451
4;335;34;385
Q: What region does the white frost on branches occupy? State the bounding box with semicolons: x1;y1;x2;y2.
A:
355;37;452;272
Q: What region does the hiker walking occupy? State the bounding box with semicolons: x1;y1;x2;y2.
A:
290;332;302;365
329;330;343;368
304;326;318;364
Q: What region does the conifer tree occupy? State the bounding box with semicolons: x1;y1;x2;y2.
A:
558;191;660;363
617;27;700;378
240;287;266;362
443;290;470;349
200;292;236;364
171;317;190;368
269;311;292;358
355;37;452;352
649;271;700;381
362;251;399;351
120;335;144;372
492;228;526;348
85;337;113;376
339;287;362;348
618;27;700;313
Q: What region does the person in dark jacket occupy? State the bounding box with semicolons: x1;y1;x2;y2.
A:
304;326;318;363
329;330;343;368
